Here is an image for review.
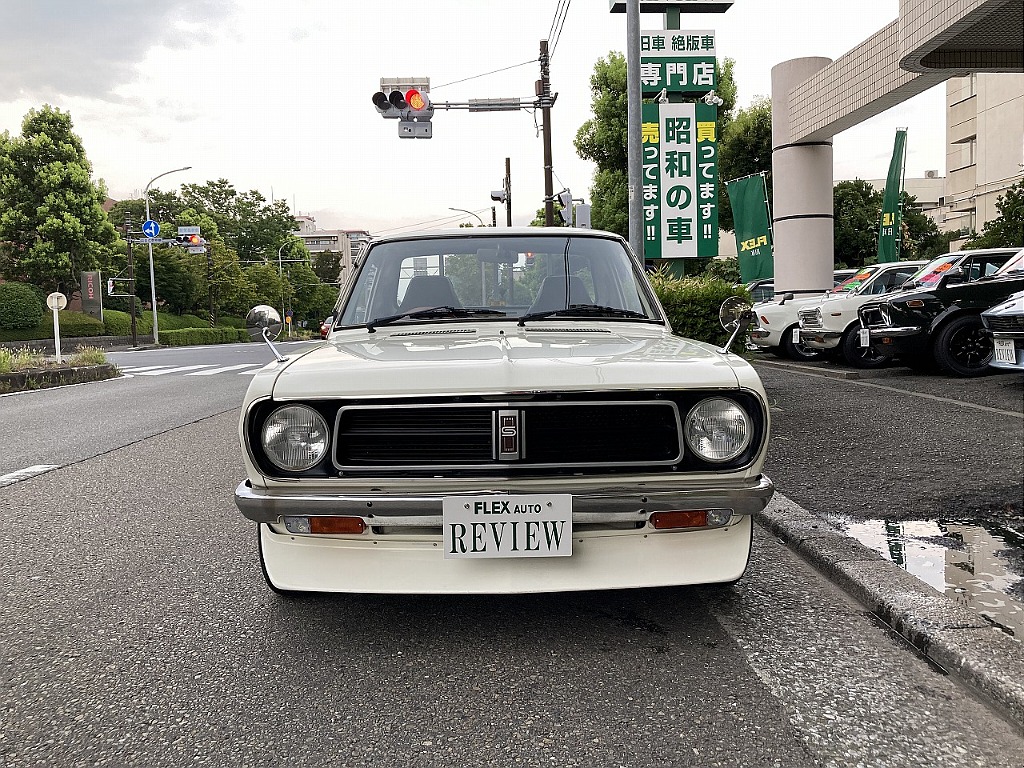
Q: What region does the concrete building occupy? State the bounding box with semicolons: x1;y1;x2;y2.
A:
291;214;370;287
770;0;1023;298
943;72;1024;246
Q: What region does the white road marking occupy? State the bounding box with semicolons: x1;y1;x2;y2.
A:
118;365;167;373
132;365;215;376
0;465;59;487
185;364;262;376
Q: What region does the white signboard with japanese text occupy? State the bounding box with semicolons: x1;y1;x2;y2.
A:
640;29;717;94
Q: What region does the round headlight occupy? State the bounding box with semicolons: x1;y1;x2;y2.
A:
684;398;752;463
261;406;330;471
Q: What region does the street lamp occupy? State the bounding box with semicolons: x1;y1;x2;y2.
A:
144;165;191;343
448;207;484;227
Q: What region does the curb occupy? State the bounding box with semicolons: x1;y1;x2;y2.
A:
756;493;1024;731
0;363;119;394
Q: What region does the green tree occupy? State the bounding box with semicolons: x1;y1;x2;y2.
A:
0;105;117;294
967;179;1024;248
833;179;882;268
899;192;945;260
703;256;741;283
573;54;737;239
718;97;772;233
313;249;341;285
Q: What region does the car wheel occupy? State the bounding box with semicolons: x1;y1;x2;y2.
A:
840;326;892;369
257;523;299;596
933;315;992;377
780;325;827;361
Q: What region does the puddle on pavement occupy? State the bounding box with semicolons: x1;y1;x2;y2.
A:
834;517;1024;641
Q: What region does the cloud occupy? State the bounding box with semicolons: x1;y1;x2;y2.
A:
0;0;234;102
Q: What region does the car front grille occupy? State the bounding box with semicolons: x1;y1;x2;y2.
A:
986;316;1024;332
334;401;682;470
798;308;822;329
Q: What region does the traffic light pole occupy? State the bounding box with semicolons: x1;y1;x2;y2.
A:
539;40;555;227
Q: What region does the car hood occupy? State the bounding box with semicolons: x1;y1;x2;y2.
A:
982;289;1024;317
262;324;750;399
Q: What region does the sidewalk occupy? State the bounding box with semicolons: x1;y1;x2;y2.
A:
758;493;1024;730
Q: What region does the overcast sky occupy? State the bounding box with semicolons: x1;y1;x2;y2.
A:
0;1;946;235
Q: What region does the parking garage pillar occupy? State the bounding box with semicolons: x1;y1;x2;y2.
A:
771;57;835;297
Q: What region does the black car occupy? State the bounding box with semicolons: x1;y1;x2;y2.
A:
857;247;1024;376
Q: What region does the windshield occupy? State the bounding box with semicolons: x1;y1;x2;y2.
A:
831;266;880;295
337;235;661;328
905;254;961;287
993;249;1024;276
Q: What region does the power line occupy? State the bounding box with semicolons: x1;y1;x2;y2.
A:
370;208;492;236
549;0;572;58
432;60;538;90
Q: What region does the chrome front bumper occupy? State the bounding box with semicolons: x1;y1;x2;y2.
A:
234;475;775;525
868;325;922;338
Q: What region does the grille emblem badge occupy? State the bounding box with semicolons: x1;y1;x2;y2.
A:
496;409;520;460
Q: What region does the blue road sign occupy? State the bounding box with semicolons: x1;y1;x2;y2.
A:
142;220;160;238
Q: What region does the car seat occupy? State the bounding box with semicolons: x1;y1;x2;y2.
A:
527;275;593;314
398;276;462;313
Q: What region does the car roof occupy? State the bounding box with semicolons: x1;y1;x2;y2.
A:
366;227;626;246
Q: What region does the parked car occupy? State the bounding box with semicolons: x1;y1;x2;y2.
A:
798;260;926;367
320;315;334;339
857;247;1024;376
749;269;873;360
744;279;775;304
982;288;1024;371
234;228;774;595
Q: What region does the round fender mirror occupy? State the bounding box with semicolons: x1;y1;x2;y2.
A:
246;305;283;341
719;295;753;332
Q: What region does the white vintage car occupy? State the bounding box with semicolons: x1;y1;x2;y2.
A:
234;229;773;594
747;269;860;360
797;260;926;367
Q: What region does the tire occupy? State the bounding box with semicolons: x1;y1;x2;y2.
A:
933;315;992;377
257;523;299;596
780;325;827;361
840;325;892;369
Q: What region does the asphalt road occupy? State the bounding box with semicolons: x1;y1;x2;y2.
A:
1;346;1023;766
754;359;1023;525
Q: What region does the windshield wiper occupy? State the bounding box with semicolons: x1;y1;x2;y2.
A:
366;306;506;332
518;304;648;327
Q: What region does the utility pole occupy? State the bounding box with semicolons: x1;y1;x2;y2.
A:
124;214;138;347
505;157;513;227
539;40;555;227
491;206;497;227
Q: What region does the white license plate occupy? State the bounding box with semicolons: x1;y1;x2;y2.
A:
792;327;801;344
859;328;871;347
994;338;1016;364
442;494;572;559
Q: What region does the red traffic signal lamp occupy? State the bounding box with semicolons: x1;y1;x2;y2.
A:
174;234;206;246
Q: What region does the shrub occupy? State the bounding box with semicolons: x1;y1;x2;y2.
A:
0;347;44;374
648;270;749;348
158;327;248;346
0;311;103;341
57;312;105;338
102;309;134;336
217;316;246;329
67;346;107;366
0;282;45;330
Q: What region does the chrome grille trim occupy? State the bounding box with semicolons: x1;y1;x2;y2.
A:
331;400;683;472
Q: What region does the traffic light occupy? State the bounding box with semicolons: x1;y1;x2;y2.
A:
490;189;507;203
373;88;434;138
557;190;573;225
174;234;205;246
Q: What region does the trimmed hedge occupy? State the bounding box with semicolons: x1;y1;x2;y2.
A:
158;327;249;346
0;311;104;342
648;271;749;348
0;282;45;330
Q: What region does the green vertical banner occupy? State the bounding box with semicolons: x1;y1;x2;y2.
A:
877;129;907;263
640;101;718;259
726;174;773;281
